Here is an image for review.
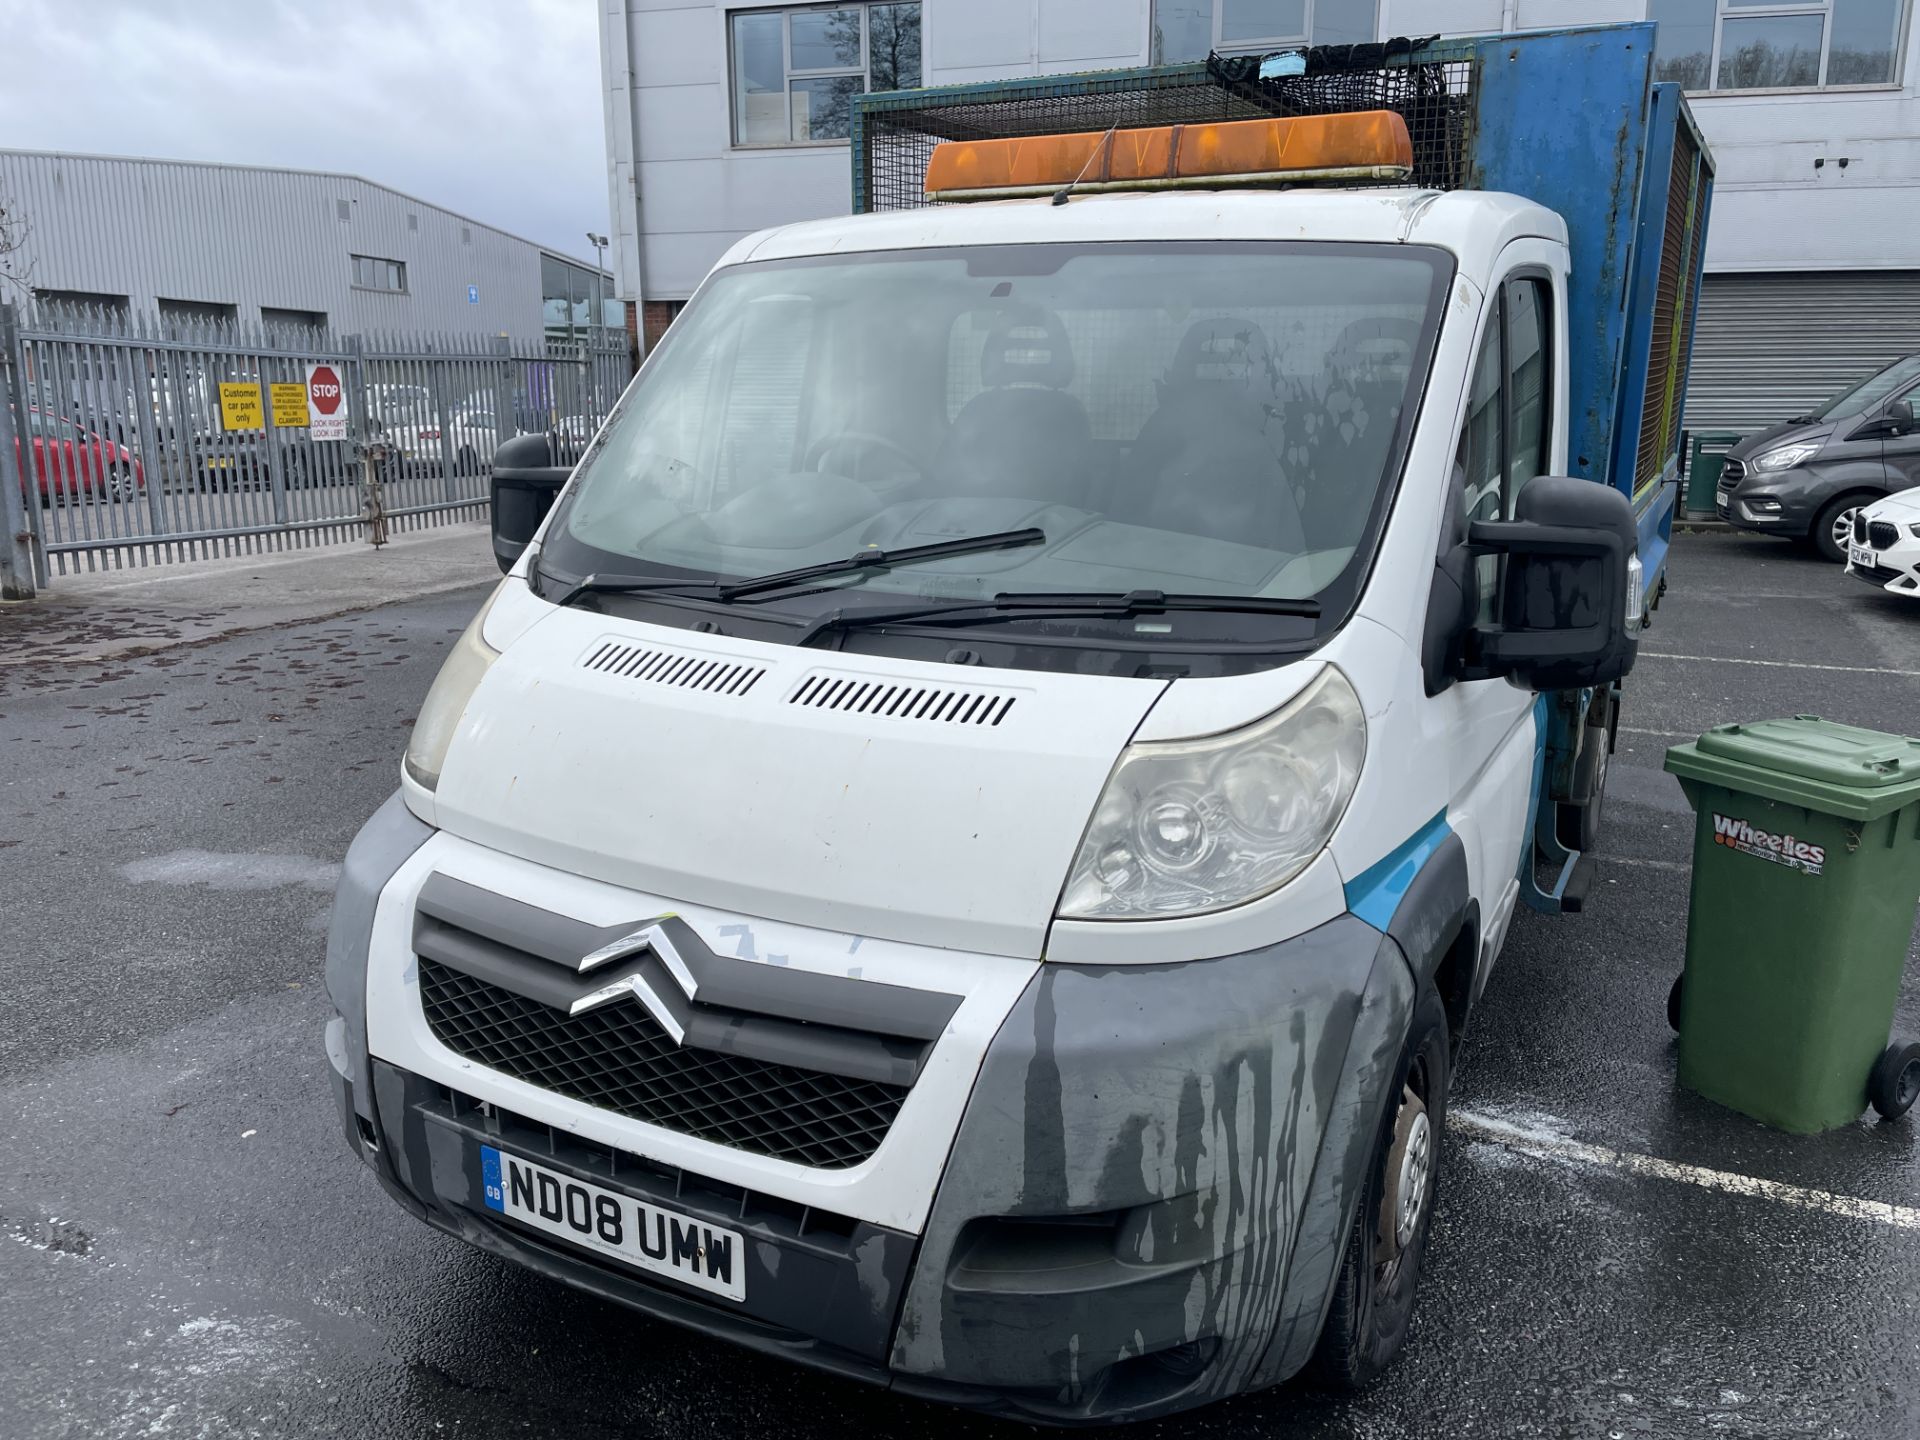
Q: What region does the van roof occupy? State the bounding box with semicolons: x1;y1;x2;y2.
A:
720;188;1567;284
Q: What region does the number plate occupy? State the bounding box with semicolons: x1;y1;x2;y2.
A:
1715;488;1730;510
1849;542;1877;570
480;1145;746;1302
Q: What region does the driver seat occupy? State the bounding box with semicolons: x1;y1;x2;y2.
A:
1113;318;1304;551
929;306;1093;510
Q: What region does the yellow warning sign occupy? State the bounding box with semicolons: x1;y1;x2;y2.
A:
219;382;264;431
270;383;310;428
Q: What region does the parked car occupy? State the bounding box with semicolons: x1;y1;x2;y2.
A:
12;405;145;503
1845;490;1920;599
1718;352;1920;562
402;396;512;474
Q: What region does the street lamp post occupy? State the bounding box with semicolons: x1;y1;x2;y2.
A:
586;231;609;421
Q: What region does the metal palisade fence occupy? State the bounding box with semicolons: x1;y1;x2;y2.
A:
0;302;629;590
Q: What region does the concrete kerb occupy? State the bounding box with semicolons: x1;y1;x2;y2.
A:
0;522;499;667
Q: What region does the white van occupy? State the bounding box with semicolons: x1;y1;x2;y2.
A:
325;46;1703;1424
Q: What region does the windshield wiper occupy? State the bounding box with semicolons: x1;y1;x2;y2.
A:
542;528;1047;611
545;571;723;608
714;528;1047;602
792;589;1321;647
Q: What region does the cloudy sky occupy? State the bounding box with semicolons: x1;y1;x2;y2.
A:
0;0;608;262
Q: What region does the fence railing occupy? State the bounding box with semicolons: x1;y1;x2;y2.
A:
0;302;629;591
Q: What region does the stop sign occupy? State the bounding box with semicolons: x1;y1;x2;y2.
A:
308;365;343;415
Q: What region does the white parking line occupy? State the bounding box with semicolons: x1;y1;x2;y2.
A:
1451;1110;1920;1231
1635;651;1920;678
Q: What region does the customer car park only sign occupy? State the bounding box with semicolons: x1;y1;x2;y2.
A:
306;364;348;441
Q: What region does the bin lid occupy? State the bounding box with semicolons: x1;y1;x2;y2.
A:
1666;717;1920;822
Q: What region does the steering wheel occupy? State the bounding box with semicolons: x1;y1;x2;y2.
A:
804;430;925;485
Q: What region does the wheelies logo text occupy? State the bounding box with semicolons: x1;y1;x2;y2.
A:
1710;813;1825;876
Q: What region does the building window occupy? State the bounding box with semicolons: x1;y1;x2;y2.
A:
262;306;328;334
1651;0;1907;91
730;3;922;146
158;297;238;325
1150;0;1377;63
351;254;407;293
542;253;618;341
34;288;129;315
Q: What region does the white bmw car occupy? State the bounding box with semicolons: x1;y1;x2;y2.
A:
1847;490;1920;599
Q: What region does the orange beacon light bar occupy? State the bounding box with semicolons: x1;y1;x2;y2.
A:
923;111;1414;201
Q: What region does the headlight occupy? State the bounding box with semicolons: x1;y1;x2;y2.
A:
1750;442;1820;473
403;588;502;791
1058;666;1366;921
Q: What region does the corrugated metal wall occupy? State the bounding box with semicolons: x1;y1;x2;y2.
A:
1684;271;1920;437
0;150;558;341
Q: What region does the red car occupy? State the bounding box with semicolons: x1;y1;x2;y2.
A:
12;406;146;503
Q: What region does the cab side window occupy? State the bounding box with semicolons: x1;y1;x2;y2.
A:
1454;275;1554;622
1505;277;1552;505
1457;296;1505;621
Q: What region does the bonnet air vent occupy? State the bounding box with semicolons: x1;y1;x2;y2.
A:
580;640;766;696
788;673;1017;726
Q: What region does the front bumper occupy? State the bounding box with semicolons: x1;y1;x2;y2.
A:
1717;477;1815;536
1847;540;1920;597
326;807;1417;1424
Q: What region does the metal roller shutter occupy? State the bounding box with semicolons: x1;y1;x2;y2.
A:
1684;271;1920;438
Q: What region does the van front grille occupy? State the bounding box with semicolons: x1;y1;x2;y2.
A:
418;958;906;1170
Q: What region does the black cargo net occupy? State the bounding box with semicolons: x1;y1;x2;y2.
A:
856;40;1474;212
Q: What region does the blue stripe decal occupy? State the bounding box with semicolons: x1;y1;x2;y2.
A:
1344;810;1452;931
481;1145;504;1212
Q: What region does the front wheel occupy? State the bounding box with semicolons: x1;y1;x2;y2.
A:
1809;493;1875;564
1309;983;1451;1391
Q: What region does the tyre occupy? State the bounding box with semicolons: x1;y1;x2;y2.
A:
1809;493;1876;564
1309;982;1450;1391
457;445;479;476
1869;1042;1920;1121
1556;722;1613;853
1667;974;1685;1033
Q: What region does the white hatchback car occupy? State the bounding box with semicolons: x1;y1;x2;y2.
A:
1847;490;1920;599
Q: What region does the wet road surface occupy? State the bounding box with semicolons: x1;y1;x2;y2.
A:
3;531;1918;1437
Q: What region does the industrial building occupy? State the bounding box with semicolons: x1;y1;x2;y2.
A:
598;0;1920;432
0;149;616;346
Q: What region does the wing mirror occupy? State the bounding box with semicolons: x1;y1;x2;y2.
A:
1424;475;1640;694
489;432;571;573
1883;398;1915;437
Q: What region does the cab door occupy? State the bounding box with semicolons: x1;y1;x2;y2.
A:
1877;380;1920;493
1436;264;1561;953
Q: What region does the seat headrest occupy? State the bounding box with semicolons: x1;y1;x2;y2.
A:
980;306;1076;390
1166;318;1273;392
1328;316;1422;378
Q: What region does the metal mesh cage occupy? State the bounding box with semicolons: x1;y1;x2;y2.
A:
854;41;1477;213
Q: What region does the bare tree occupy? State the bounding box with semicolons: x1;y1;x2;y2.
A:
868;5;922;91
0;182;32;302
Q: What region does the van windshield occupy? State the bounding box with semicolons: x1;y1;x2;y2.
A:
545;241;1448;651
1817;353;1920;420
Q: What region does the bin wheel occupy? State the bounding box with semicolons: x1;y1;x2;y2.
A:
1667;975;1685;1034
1868;1043;1920;1121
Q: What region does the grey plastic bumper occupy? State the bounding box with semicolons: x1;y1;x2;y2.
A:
324;790;434;1120
331;876;1413;1425
890;913;1415;1423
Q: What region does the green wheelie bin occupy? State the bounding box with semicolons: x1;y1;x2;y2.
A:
1664;718;1920;1132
